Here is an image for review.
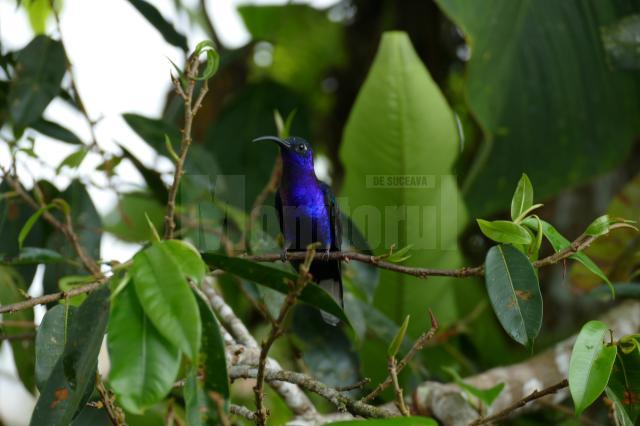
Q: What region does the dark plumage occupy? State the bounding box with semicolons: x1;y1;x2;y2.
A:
253;136;343;325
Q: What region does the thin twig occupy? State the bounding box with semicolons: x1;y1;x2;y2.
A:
363;310;438;403
95;373;126;425
163;52;210;239
0;281;104;314
229;404;256;421
231;365;395;419
0;332;35;341
253;245;316;425
469;379;569;426
335;378;371;392
388;356;409;416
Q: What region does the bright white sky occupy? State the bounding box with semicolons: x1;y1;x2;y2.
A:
0;0;338;424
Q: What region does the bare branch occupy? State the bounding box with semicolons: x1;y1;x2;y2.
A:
163;52;210;240
0;281;104;315
470;379;569;426
388;356;409;416
253;245;316;425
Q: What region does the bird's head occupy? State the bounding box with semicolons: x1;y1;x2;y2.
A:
253;135;314;172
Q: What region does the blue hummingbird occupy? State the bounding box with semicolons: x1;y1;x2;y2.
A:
253;135;343;325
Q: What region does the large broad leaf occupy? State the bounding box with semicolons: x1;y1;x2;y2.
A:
132;240;203;359
484;244;542;348
202;252;350;325
0;266;36;393
123;113;181;154
328;418;437;426
570;173;640;291
339;31;468;336
35;304;75;390
30;119;83;145
125;0;187;50
108;283;181;414
8;35;66;128
30;286;110;426
435;0;640;216
568;320;617;415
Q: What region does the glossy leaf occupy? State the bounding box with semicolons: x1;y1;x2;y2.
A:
126;0;188;50
35;304;74;390
477;219;532;245
339;31;469;336
328;418;437;426
569;320;617;415
30;119;83;144
388;315;410;357
132;240;202;359
0;266;36;392
194;289;229;400
484;244;542;348
8;35;66;127
435;0;640;216
510;173;533;221
108;283;181;414
55;148;88;173
590;283;640;300
2;247;65;265
30;286;110;425
607;344;640;423
19;204;53;249
202;252;350;325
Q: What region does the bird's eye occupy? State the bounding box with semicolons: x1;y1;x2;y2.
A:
296;144;308;153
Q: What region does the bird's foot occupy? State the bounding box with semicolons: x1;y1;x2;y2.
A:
280;249;289;262
321;248;331;261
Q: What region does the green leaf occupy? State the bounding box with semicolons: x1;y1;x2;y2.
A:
435;0;640;216
568;320;617;415
2;247;65;265
8;35;66;127
607;343;640;423
584;214;638;237
523;218;613;292
606;387;635;426
388;315;410;357
103;192;165;242
589;283;640;300
30;118;83;144
386;244;413;264
194;289;229;400
202;252;350;325
56;147;88;174
19;204;53;249
132;241;202;359
30;286;110;425
339;31;468;326
108;283;181;414
477;219;532;245
192;40;220;80
126;0;188;50
0;266;36;393
602;14;640;71
484;244;542;348
511;173;533;221
35;304;75;390
443;367;504;407
24;0;53;34
328;418;437;426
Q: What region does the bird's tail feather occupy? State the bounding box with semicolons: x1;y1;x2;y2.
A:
318;278;342;326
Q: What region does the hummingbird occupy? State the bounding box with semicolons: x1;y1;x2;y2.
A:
253;135;343;325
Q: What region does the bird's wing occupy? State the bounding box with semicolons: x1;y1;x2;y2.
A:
319;181;342;251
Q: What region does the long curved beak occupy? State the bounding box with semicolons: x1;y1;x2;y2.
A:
252;136;290;149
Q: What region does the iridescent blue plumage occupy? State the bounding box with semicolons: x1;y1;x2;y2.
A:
254;135;343;325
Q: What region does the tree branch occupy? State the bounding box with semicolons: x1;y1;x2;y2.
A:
163;52;210;239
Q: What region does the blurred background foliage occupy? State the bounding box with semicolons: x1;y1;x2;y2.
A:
1;0;640;424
